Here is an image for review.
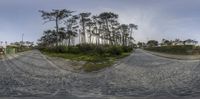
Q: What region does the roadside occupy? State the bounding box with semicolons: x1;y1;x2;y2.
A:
143;49;200;60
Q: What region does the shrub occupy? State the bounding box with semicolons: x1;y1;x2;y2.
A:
40;44;135;56
145;45;196;55
76;44;95;53
107;46;123;56
122;46;133;52
42;45;68;53
95;46;107;55
53;45;68;53
67;46;81;54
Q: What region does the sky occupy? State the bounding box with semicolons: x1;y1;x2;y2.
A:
0;0;200;44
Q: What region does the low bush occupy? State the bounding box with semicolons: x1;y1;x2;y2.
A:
107;46;123;56
67;46;81;54
145;45;197;55
122;46;133;52
76;44;95;53
95;46;107;55
40;44;134;56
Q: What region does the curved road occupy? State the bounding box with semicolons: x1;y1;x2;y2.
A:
0;49;200;99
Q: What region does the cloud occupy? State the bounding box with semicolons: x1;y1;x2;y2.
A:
0;0;199;44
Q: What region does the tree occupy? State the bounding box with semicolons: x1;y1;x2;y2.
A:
120;24;129;46
86;20;95;43
161;39;172;46
79;12;91;44
128;24;138;45
91;15;100;45
137;42;146;48
173;38;182;45
183;39;198;45
38;30;57;47
65;15;79;46
147;40;158;47
98;12;118;45
38;10;138;49
39;9;73;46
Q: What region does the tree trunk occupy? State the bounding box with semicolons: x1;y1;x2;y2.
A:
81;16;86;44
105;19;112;45
55;18;59;46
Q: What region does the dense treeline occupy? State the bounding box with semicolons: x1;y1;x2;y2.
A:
38;9;138;55
37;9;138;55
137;38;198;48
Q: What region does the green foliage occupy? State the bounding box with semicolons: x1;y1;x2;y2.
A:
83;62;113;72
147;40;159;47
38;9;138;48
107;46;123;56
95;46;107;55
67;46;81;54
51;45;68;53
41;44;134;72
122;46;133;52
145;45;198;55
41;44;134;56
76;44;95;53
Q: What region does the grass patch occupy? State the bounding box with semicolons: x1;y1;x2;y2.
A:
83;61;113;72
42;51;132;72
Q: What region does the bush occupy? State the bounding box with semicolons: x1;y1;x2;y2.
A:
41;45;68;53
53;45;68;53
107;46;123;56
95;46;107;55
122;46;133;52
145;45;196;55
76;44;95;53
67;46;81;54
40;44;134;56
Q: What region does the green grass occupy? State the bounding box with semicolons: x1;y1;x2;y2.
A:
42;51;132;72
83;61;113;72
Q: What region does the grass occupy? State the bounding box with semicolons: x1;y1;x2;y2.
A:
83;52;131;72
42;51;132;72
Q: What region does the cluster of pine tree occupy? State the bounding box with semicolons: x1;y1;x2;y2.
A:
37;9;138;55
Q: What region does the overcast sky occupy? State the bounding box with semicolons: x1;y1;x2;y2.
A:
0;0;200;44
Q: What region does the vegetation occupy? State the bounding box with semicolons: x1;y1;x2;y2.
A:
144;38;199;55
37;9;137;72
145;45;199;55
38;9;137;47
41;44;133;72
147;40;158;47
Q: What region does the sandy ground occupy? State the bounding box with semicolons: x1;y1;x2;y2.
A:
0;49;200;99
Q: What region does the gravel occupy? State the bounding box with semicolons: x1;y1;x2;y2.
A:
0;49;200;99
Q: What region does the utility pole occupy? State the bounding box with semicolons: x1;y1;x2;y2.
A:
20;33;24;51
22;33;24;43
20;33;24;46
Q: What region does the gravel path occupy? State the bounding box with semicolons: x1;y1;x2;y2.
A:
0;49;200;99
